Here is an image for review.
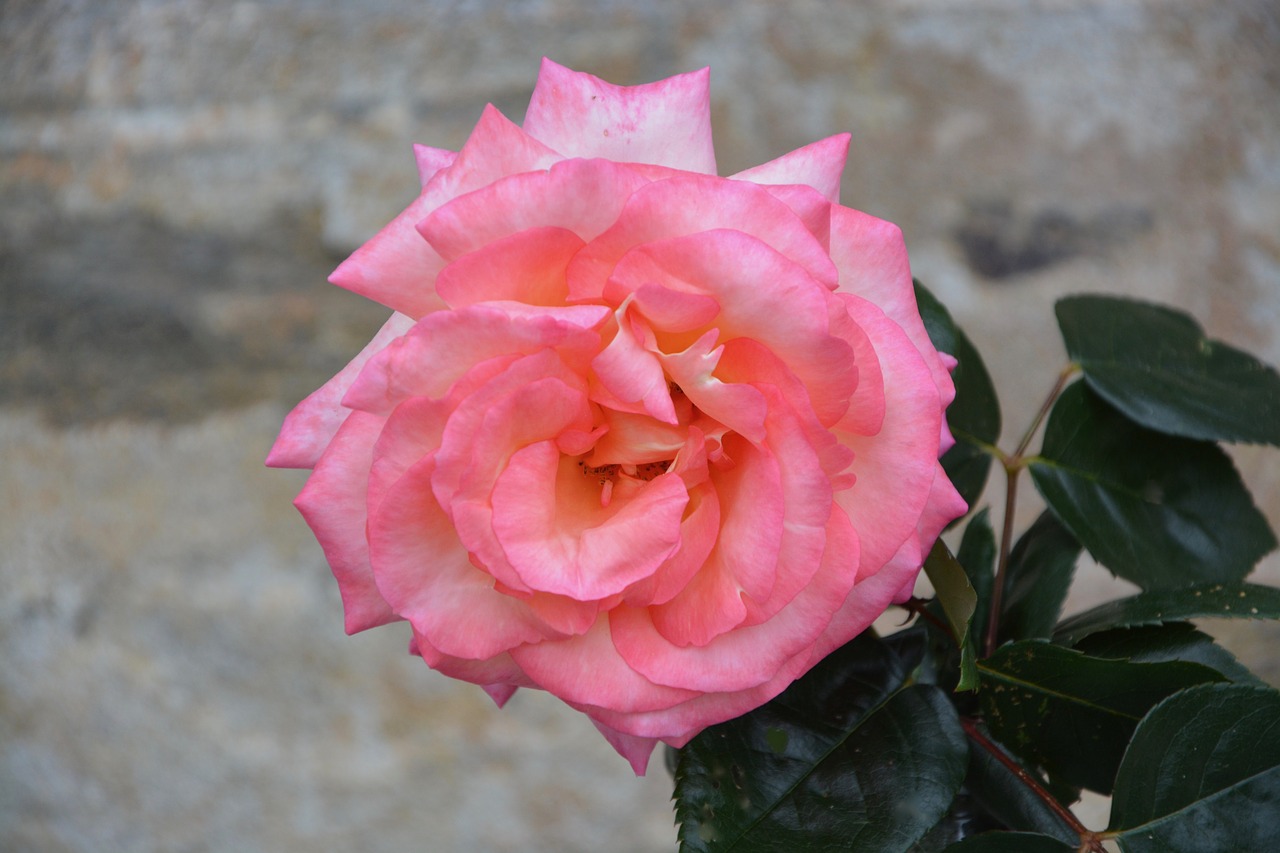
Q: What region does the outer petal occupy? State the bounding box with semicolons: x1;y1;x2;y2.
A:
732;133;852;203
419;158;650;262
523;57;716;174
294;411;399;634
330;106;561;318
611;506;857;695
413;144;456;188
568;175;839;302
342;303;607;415
266;312;414;469
510;618;700;714
590;720;659;776
829;205;955;412
833;293;942;578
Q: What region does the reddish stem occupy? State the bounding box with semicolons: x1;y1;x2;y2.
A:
960;717;1105;852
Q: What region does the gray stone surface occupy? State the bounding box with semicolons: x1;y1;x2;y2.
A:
3;1;1278;849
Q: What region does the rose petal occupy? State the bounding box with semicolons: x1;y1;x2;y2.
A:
509;617;700;714
567;175;839;301
413;144;457;189
369;454;567;658
523;57;716;174
342;303;606;415
833;294;942;579
419;158;649;262
489;441;689;599
830;205;956;412
266;312;415;469
434;226;585;308
294;411;399;634
611;506;856;694
732;133;852;203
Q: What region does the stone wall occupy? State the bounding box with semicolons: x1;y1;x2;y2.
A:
3;1;1278;850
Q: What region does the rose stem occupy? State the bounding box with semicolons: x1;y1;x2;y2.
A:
960;717;1106;853
982;364;1080;658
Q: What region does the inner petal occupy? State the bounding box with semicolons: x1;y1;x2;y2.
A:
490;441;689;600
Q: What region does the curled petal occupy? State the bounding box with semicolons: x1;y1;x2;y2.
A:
369;454;566;659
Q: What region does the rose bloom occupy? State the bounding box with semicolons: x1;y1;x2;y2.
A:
269;59;965;773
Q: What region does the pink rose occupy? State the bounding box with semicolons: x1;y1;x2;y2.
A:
269;59;965;774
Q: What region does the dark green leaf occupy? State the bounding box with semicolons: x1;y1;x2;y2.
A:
944;832;1075;853
924;540;979;691
1057;294;1280;446
963;722;1080;846
957;509;997;651
1110;683;1280;852
1074;622;1261;684
977;641;1225;793
674;635;968;852
999;512;1079;642
916;280;1002;513
1028;382;1276;589
1053;582;1280;645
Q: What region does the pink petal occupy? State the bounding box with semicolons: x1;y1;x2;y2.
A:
523;57;716;174
591;305;678;424
413;144;457;188
434;362;597;594
732;133;852;203
331;106;562;317
266;312;415;469
509;617;700;714
429;103;564;201
590;720;659;775
489;441;689;599
410;628;535;691
368;454;564;659
610;507;857;694
293;411;399;634
566;175;839;301
658;329;769;444
829;205;955;410
609;229;856;426
328;193;450;319
832;294;942;580
434;226;585;307
419;158;650;262
367;396;450;517
342;303;606;415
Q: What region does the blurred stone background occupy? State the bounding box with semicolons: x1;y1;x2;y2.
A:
3;0;1278;850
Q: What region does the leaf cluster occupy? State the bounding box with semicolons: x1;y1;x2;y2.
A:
673;290;1280;851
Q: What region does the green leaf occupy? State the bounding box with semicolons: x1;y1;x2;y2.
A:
957;509;997;650
963;722;1080;846
1028;382;1276;589
923;540;979;691
1057;294;1280;446
1053;582;1280;645
674;633;968;852
944;832;1075;853
1109;683;1280;852
915;280;1002;513
977;641;1225;794
1074;622;1261;684
999;512;1080;642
